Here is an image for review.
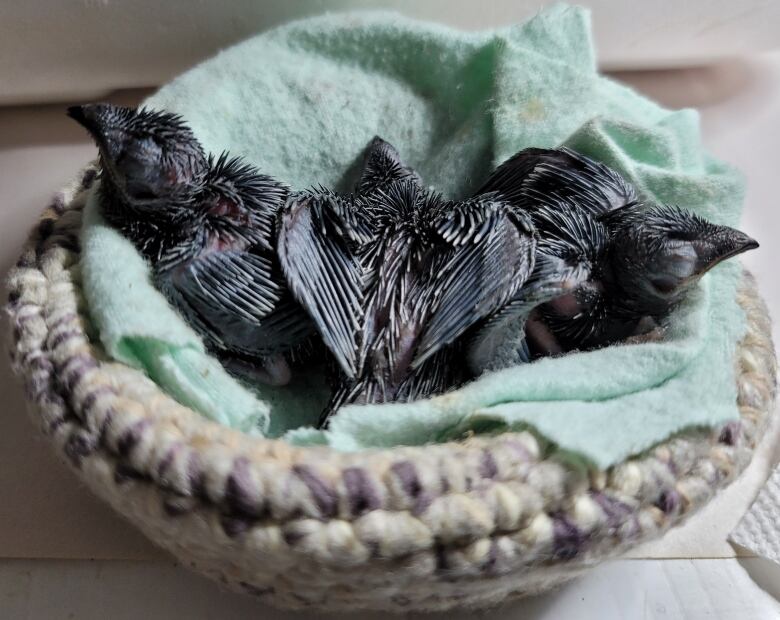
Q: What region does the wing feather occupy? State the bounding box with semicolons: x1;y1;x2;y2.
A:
160;249;313;354
412;200;536;367
477;147;637;216
277;193;366;377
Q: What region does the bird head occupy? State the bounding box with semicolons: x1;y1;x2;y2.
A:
604;204;758;313
68;103;208;210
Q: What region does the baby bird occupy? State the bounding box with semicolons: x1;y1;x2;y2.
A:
69;103;313;385
465;205;597;373
474;147;758;362
279;138;538;426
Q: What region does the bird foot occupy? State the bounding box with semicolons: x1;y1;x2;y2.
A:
524;313;563;358
221;354;292;387
622;317;668;345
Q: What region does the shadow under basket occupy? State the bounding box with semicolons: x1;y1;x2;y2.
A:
6;173;778;613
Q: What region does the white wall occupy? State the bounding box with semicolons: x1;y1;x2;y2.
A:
2;0;780;105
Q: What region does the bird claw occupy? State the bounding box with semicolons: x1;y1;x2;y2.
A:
221;354;292;387
622;317;668;345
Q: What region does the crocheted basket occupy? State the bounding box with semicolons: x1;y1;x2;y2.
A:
6;170;777;612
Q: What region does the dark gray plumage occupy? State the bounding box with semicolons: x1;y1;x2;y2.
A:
475;147;759;361
279;138;537;426
357;135;423;195
69;103;313;385
465;206;595;372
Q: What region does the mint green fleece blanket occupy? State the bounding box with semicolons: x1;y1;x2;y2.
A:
80;5;747;468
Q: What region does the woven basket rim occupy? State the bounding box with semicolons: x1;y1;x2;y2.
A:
6;167;777;611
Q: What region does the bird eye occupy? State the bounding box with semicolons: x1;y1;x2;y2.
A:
125;180;159;202
650;275;679;295
666;229;698;242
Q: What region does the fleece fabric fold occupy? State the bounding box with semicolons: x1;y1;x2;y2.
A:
80;4;747;468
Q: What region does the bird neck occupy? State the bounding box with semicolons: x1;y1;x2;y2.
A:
97;177;198;263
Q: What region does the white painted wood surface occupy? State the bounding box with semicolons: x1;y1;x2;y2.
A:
1;559;779;619
2;1;780;105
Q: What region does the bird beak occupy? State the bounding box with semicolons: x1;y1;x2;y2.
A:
67;104;116;148
66;105;86;124
67;103;126;166
694;226;758;275
720;229;759;256
67;104;98;135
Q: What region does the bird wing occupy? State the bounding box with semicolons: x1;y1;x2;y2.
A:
357;136;422;196
277;192;367;378
466;251;591;373
174;251;282;322
531;205;615;351
411;198;537;368
531;199;610;263
476;147;638;216
318;349;458;429
164;248;313;350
